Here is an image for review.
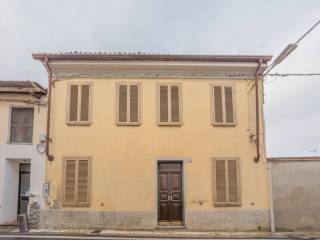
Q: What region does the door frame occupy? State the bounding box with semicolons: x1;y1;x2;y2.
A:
155;158;187;226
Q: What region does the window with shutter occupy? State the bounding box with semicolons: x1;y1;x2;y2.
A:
213;158;240;206
9;108;34;143
116;83;141;125
63;158;91;206
67;83;92;125
158;83;182;125
212;84;236;125
64;160;76;205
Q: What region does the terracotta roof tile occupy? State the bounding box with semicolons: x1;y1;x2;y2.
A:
0;80;47;94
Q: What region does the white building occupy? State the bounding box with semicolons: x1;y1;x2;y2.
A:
0;81;47;227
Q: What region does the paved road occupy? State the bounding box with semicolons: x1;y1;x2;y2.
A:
0;235;316;240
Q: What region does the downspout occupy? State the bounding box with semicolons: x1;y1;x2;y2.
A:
267;160;276;232
44;56;54;161
254;58;262;163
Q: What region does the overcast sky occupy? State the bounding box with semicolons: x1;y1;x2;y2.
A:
0;0;319;157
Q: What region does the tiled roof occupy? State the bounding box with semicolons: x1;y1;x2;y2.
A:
32;52;272;63
0;80;47;95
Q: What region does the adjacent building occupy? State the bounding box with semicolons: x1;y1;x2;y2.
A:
33;53;272;230
268;157;320;231
0;81;47;227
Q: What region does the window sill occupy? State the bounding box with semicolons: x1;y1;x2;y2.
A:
116;122;141;126
7;142;33;145
214;203;241;207
66;122;92;126
212;123;237;127
62;204;91;207
158;122;182;126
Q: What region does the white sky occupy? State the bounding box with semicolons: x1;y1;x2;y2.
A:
0;0;319;157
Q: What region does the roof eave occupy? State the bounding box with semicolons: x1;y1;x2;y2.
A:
32;53;272;63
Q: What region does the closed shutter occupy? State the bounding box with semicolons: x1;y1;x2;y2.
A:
119;85;127;122
213;86;223;123
69;85;79;121
171;85;180;122
159;85;168;122
227;159;239;202
80;85;90;121
77;160;90;205
215;160;227;203
130;85;139;122
224;86;234;123
64;160;76;205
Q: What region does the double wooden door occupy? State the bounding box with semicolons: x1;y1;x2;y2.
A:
158;162;183;223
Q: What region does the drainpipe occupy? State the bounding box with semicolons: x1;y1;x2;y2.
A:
267;160;275;232
254;58;262;163
44;56;54;161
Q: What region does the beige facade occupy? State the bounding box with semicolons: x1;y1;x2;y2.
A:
34;53;272;230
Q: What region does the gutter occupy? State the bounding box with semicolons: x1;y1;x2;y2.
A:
254;58;263;163
44;56;54;161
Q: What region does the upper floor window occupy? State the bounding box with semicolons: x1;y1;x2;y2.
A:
212;84;236;126
116;83;141;125
158;83;182;125
67;83;92;125
10;108;34;144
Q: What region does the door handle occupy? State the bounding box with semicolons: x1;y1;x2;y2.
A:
168;193;172;201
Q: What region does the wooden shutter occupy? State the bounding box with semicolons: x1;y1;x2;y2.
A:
118;85;127;122
130;85;139;122
159;85;169;122
171;85;180;122
64;160;77;205
69;85;79;121
77;160;90;205
227;159;239;202
213;86;223;123
224;86;234;123
80;85;90;121
215;160;227;203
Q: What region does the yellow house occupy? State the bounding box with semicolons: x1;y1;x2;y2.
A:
33;53;272;231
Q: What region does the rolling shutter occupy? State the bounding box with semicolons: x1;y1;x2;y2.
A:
227;159;239;202
224;86;234;123
80;85;90;121
69;85;79;121
213;86;223;123
77;160;90;205
118;85;127;122
159;85;169;122
130;85;139;122
171;85;180;122
64;160;76;205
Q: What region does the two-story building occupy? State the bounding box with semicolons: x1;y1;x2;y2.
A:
33;53;272;231
0;81;47;227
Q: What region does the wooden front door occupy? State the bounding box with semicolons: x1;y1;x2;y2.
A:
158;162;183;223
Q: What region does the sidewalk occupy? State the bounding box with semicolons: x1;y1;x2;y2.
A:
1;226;320;239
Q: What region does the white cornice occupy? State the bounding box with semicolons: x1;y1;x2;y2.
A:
47;61;267;80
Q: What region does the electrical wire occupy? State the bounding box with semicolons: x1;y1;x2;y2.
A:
265;73;320;84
